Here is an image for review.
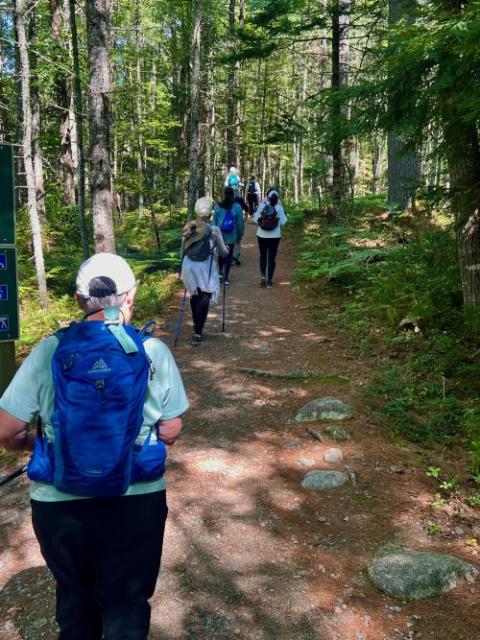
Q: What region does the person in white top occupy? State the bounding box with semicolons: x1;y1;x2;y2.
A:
245;174;261;217
253;190;287;288
180;197;229;345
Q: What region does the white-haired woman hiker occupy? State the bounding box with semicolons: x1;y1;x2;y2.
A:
180;197;229;346
254;190;287;288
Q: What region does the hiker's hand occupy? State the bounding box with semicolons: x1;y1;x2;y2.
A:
0;409;33;452
158;417;182;445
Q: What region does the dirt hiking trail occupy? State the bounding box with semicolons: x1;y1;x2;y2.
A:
0;222;479;640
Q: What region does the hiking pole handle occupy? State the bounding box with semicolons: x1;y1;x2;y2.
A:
0;464;27;488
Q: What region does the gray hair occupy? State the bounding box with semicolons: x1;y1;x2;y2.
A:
77;291;129;314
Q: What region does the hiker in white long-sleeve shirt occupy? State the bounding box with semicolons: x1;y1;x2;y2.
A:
253;190;287;289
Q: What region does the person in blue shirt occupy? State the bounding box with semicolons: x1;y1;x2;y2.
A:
213;187;244;284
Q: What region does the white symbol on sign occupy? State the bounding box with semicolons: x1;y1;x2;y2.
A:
0;254;6;270
0;285;7;301
0;315;9;331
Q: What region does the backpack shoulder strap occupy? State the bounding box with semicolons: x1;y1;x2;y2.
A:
139;321;157;341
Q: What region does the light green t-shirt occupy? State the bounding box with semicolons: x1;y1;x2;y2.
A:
0;333;189;502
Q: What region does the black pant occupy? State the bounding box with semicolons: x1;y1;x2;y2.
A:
247;194;258;215
218;243;234;281
31;491;168;640
258;236;281;280
190;288;212;335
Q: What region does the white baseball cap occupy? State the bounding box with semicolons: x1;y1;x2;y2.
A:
76;252;136;299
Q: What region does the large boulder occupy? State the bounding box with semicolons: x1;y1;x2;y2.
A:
301;470;350;490
368;549;478;601
296;397;354;422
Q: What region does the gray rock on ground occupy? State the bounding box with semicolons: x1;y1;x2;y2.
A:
368;549;478;601
324;448;343;463
296;397;354;422
301;470;350;490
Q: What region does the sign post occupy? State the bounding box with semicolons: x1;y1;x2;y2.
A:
0;145;18;395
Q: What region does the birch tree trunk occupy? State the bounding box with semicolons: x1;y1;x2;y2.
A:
85;0;115;253
28;3;46;221
14;0;48;308
69;0;89;258
187;0;202;218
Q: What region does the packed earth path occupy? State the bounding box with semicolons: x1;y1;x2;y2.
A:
1;223;480;640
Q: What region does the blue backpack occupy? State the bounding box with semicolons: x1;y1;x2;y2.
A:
228;173;239;187
27;320;166;497
220;208;235;233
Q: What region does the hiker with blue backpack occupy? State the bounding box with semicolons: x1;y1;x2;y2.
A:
224;166;242;197
254;189;288;288
0;252;188;640
180;197;229;346
213;186;244;285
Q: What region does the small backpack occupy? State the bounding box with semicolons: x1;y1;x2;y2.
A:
220;208;235;233
185;225;213;261
27;321;166;497
247;180;256;195
228;173;239;187
258;204;279;231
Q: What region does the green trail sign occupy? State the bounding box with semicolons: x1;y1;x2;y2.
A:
0;145;15;245
0;145;19;347
0;248;19;341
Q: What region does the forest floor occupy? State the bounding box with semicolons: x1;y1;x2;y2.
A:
0;222;480;640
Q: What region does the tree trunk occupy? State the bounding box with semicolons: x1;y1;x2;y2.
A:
50;0;76;206
134;0;145;211
85;0;115;253
187;0;203;218
372;138;385;194
69;0;89;258
225;0;236;166
28;3;46;222
387;0;419;210
14;0;48;309
331;0;343;219
444;121;480;309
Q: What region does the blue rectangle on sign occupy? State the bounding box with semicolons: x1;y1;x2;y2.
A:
0;315;9;331
0;254;6;270
0;285;7;301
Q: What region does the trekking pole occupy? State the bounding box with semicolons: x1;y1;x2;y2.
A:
0;465;27;488
222;265;227;333
173;288;188;347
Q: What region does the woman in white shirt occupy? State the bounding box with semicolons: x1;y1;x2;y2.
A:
253;190;287;288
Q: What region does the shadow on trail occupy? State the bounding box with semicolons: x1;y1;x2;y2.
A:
0;566;56;640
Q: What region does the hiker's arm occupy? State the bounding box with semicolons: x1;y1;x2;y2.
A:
0;409;33;452
179;237;186;261
157;417;182;445
277;203;288;225
236;207;244;240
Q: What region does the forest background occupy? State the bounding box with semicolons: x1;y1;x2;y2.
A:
2;0;480;508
